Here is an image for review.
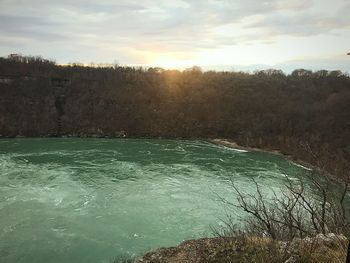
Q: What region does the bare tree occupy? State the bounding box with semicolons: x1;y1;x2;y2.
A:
217;167;349;241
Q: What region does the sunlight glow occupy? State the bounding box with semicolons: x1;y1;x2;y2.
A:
150;54;196;69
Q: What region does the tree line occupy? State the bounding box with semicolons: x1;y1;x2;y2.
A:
0;55;349;181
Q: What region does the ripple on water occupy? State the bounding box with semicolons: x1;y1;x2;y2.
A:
0;138;310;263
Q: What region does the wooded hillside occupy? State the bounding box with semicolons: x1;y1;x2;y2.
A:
0;56;349;180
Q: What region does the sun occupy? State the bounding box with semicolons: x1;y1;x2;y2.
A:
149;53;196;69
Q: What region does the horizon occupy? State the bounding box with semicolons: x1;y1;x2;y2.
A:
0;0;349;73
2;53;350;75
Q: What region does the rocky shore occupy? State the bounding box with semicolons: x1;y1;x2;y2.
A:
136;234;348;263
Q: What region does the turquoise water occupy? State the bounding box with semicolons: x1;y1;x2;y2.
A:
0;139;306;263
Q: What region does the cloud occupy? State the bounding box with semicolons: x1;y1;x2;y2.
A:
244;5;350;38
0;0;348;66
0;14;69;42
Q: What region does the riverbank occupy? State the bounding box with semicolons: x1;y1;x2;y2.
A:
136;234;348;263
208;138;315;171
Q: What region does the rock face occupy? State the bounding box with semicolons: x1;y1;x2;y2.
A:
136;234;348;263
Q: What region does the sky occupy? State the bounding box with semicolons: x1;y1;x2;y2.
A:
0;0;349;72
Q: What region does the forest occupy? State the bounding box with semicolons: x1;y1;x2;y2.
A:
0;55;349;181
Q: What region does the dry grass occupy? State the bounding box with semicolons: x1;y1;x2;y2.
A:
227;235;348;263
137;234;348;263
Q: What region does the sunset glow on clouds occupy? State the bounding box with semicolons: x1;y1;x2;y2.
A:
0;0;349;72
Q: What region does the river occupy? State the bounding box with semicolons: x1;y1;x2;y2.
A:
0;138;309;263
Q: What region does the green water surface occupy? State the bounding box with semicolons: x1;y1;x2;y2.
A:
0;138;307;263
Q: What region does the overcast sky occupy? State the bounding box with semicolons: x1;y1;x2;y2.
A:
0;0;349;72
